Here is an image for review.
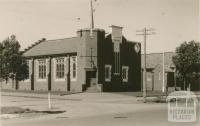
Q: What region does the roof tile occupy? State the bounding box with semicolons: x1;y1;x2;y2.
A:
23;37;79;57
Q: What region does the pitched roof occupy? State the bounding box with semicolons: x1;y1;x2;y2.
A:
23;38;46;53
23;37;79;57
141;52;176;71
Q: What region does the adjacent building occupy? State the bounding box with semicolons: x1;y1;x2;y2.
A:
141;52;176;91
142;52;200;91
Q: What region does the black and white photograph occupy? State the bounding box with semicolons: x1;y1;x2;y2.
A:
0;0;200;126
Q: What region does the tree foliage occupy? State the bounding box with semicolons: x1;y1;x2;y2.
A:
0;35;28;83
172;40;200;89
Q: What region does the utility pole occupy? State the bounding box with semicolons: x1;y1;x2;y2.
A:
162;52;165;92
90;0;94;29
90;0;95;37
136;28;155;103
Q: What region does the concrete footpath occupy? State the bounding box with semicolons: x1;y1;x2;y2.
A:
1;91;142;102
0;91;160;119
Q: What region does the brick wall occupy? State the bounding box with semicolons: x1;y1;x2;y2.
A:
98;34;141;92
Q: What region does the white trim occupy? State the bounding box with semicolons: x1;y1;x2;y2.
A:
53;58;56;81
64;57;68;81
159;71;161;80
35;59;38;80
54;78;65;82
105;65;112;82
36;59;47;82
122;66;129;82
70;56;77;82
46;58;49;76
37;78;47;82
25;60;31;82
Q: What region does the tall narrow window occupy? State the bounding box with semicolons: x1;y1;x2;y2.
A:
38;59;46;79
122;66;129;82
114;52;120;75
105;65;112;82
70;56;77;81
56;58;65;79
159;72;161;80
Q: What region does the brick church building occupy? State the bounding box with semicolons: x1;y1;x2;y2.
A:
14;26;141;92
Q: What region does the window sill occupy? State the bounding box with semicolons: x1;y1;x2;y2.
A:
54;78;65;82
122;80;128;83
105;79;111;82
24;79;30;82
113;73;120;75
71;78;77;82
37;79;47;82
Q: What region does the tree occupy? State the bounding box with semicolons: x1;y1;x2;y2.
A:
0;35;28;89
172;40;200;90
0;42;4;86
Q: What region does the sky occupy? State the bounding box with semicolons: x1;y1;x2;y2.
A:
0;0;199;53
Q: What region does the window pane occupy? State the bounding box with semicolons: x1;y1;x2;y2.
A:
56;58;65;79
38;60;46;79
70;56;77;81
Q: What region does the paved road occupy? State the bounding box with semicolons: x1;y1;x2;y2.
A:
1;92;200;126
2;105;199;126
